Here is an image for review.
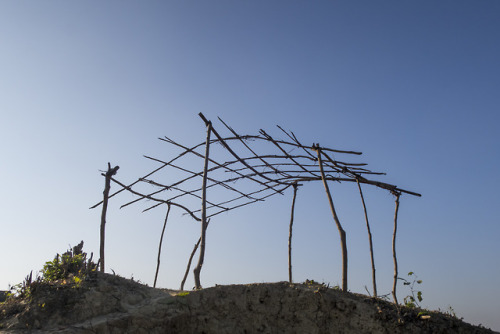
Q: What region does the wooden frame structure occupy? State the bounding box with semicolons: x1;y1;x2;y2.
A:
91;113;420;302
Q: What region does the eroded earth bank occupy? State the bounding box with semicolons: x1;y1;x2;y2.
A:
0;272;496;333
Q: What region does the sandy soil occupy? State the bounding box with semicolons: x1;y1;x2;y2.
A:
0;272;497;333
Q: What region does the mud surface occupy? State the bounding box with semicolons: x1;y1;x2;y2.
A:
0;272;496;333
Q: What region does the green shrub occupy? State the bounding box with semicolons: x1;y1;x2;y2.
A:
7;241;97;300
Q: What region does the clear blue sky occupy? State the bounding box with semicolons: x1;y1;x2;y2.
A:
1;1;499;330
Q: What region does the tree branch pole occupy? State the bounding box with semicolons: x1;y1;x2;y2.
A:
181;239;200;291
392;192;401;305
356;178;377;297
100;163;120;273
193;119;212;290
180;218;211;291
312;144;348;291
288;183;299;283
154;204;171;288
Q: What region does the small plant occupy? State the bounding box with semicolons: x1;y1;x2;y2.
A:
377;293;391;302
6;241;97;301
304;279;319;286
440;305;463;320
399;271;423;308
41;241;97;283
303;279;331;287
7;271;42;299
445;306;456;317
303;279;336;294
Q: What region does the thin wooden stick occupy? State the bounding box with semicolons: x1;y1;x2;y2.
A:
142;156;257;200
180;239;200;291
116;138;239;209
288;183;299;283
219;117;292;178
143;183;269;214
277;126;316;161
154;204;171;288
356;178;377;297
198;131;363;156
189;132;364;156
108;176;201;221
199;113;287;190
193;120;212;290
392;192;401;305
180;218;212;291
140;178;228;210
206;184;292;218
89;137;201;209
226;160;377;173
260;129;320;178
285;175;421;197
313;144;348;291
100;163;119;273
142;179;289;215
160;135;285;194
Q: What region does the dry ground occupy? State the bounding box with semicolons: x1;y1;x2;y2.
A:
0;272;497;333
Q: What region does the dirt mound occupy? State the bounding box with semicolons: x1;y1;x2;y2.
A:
0;272;496;333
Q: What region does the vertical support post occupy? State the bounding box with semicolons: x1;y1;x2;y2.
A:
356;178;377;297
154;203;171;288
181;219;211;290
100;163;119;273
181;238;200;291
392;192;401;305
313;144;348;292
288;182;299;283
193;119;212;290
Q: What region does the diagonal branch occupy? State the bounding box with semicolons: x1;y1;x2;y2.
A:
260;129;320;179
199;112;288;193
108;176;201;221
219;117;292;179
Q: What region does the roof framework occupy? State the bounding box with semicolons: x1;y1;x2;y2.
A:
91;113;420;301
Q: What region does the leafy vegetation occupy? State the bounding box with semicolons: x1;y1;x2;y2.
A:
5;241;97;301
400;271;423;309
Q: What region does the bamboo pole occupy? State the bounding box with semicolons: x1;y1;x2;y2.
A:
99;163;119;273
392;192;401;305
312;144;348;291
356;178;377;297
288;183;299;283
193;120;212;289
154;204;171;288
